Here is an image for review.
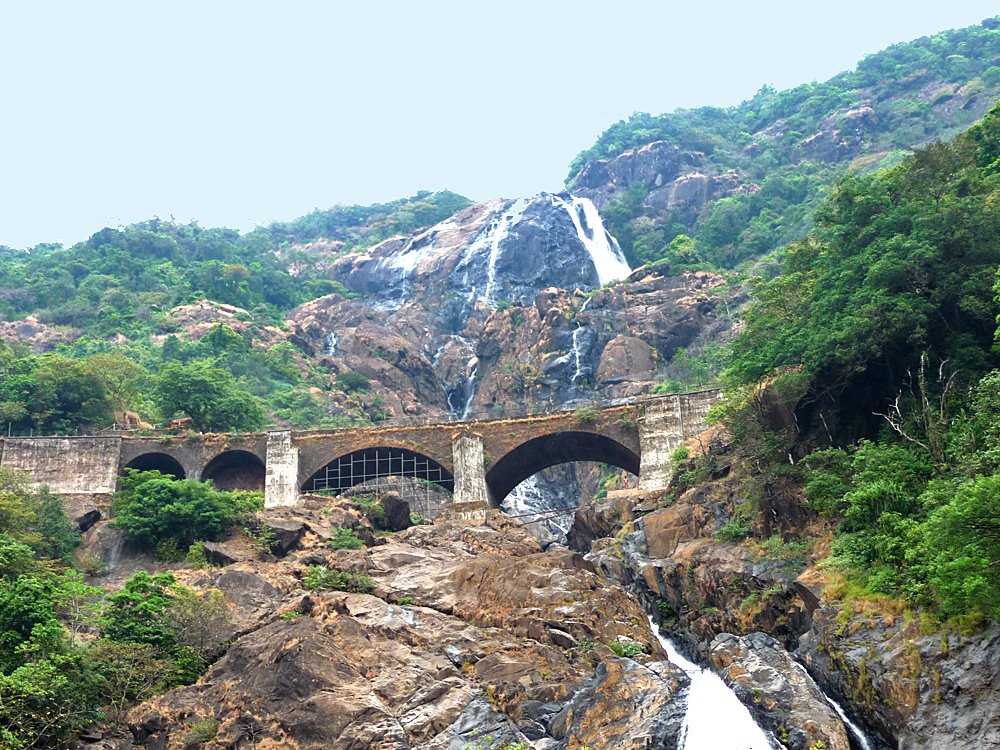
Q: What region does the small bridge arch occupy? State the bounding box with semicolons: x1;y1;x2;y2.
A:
202;449;265;491
485;430;640;505
121;451;186;479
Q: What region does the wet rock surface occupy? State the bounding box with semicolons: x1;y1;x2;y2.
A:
797;607;1000;749
709;632;849;750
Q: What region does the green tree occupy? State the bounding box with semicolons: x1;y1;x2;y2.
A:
84;351;147;418
155;359;265;432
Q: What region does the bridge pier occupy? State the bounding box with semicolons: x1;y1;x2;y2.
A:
638;396;684;492
450;433;490;523
264;431;299;508
637;392;721;492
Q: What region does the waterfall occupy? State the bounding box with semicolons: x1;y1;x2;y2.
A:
324;331;338;356
482;197;530;303
570;324;587;386
554;194;631;287
570;296;593;388
646;616;774;750
460;355;479;419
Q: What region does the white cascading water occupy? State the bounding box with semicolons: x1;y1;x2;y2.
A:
569;296;593;388
387;231;435;275
324;331;338;356
460;355;479;419
553;194;632;287
646;616;774;750
570;324;587;385
482;197;530;303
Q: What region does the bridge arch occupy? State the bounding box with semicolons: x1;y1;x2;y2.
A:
302;445;455;495
485;430;640;505
202;449;265;491
122;451;186;480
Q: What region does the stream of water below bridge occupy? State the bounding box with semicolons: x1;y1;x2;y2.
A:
645;614;876;750
646;615;773;749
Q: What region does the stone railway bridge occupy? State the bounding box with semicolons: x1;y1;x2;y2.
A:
0;390;720;520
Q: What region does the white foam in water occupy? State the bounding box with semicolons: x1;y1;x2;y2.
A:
555;194;632;287
646;616;773;750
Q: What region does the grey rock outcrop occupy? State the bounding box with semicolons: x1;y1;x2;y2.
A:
709;632;850;750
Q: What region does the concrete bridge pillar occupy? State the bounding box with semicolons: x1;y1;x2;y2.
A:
265;431;299;508
451;433;489;523
638;396;686;493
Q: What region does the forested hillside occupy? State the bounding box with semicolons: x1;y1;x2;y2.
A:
721;100;1000;621
0;191;469;435
569;17;1000;270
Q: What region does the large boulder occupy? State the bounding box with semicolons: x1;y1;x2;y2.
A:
709;632;850;750
549;657;689;749
263;519;309;556
380;491;413;532
595;335;657;385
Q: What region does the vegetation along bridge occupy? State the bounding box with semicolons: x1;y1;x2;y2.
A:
0;390;720;522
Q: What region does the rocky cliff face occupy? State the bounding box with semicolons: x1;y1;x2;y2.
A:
274;195;731;537
328;193;631;315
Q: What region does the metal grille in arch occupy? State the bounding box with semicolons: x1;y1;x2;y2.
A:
306;446;455;518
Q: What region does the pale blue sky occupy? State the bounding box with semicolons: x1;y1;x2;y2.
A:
1;1;997;248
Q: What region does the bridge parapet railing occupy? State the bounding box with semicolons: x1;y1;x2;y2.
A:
0;385;722;440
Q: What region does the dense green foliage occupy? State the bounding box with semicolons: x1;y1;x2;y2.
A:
0;318;371;434
729;102;1000;435
571;19;1000;269
723;103;1000;622
0;220;301;337
0;191;468;340
0;469;233;749
0;343;113;433
113;470;262;550
251;190;470;251
155;359;265;432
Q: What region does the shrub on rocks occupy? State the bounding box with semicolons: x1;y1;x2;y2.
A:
112;469;262;551
302;565;375;593
327;527;365;550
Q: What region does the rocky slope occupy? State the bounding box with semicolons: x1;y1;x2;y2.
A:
567;18;1000;268
81;496;697;750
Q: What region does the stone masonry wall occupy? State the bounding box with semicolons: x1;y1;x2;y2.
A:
0;437;122;494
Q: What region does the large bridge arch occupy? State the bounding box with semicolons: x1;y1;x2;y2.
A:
485;430;640;505
301;445;455;495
